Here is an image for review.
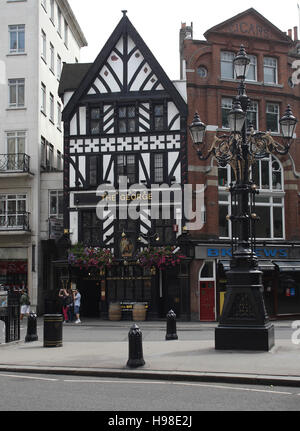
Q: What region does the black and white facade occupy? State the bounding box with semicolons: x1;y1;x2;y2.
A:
59;12;189;318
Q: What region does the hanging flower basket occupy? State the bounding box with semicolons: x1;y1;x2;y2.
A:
68;243;114;269
137;245;186;271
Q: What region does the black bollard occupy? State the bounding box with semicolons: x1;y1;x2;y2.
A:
126;324;145;368
25;311;38;342
165;309;178;340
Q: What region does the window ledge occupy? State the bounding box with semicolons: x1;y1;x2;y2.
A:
7;52;27;57
6;107;26;111
263;83;283;88
220;78;262;85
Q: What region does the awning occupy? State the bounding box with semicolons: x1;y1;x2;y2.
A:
258;260;275;271
219;260;276;271
273;261;300;272
219;260;230;271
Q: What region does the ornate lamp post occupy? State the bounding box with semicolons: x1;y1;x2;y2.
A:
189;45;297;351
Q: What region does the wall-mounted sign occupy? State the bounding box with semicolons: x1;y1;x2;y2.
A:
195;245;294;260
226;22;270;39
206;248;288;258
49;218;63;242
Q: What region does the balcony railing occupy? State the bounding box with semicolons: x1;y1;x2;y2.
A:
0;154;30;173
0;212;30;231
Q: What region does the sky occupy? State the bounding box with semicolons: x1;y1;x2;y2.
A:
68;0;300;81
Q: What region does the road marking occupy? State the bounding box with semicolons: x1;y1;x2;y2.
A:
62;378;292;395
0;373;58;382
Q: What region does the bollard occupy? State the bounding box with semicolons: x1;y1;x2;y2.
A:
165;309;178;340
43;314;63;347
25;311;38;342
126;324;145;368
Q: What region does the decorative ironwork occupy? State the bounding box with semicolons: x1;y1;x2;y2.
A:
0;153;30;172
0;212;30;231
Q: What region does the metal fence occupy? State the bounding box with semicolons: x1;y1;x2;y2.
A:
0;291;20;343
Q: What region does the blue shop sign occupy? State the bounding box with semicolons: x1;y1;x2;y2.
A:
207;248;288;258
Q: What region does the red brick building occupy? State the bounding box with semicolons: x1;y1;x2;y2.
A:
181;8;300;320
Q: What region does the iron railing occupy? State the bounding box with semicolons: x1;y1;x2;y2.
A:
0;153;30;172
0;212;30;231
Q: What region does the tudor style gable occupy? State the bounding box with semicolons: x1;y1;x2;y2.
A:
60;12;188;251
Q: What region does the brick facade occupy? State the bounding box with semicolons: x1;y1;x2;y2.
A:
181;8;300;320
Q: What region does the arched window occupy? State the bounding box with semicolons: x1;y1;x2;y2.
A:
218;155;285;239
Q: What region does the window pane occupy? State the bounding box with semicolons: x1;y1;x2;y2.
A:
154;117;164;131
154;105;163;116
255;206;271;238
118;119;126;133
266;113;278;132
219;205;229;237
128;107;135;118
128;119;136;132
261;160;270;189
91;121;100;135
274;207;283;238
91;108;101;120
221;62;234;79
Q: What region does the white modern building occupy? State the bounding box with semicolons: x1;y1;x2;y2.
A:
0;0;87;312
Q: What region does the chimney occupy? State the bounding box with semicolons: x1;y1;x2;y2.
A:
288;29;293;39
294;26;298;41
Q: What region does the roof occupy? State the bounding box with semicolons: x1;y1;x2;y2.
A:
58;0;88;48
61;12;187;120
58;63;92;97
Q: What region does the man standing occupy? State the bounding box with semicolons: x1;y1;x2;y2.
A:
73;289;81;324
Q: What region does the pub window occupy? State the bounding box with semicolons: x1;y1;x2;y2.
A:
154;208;176;245
90;108;101;135
87;155;100;186
153;153;164;183
153;104;164;131
117;154;137;184
81;211;102;246
118;106;136;133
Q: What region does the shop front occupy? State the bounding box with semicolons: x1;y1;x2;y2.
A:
194;243;300;320
71;261;190;320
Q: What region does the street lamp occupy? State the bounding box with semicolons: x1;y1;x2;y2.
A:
189;45;298;351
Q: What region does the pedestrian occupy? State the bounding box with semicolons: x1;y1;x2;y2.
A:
20;289;30;320
67;288;75;322
59;288;70;322
73;289;81;324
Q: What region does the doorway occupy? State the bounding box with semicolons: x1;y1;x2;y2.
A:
199;261;216;321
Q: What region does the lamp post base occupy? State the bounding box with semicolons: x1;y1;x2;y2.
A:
215;323;274;351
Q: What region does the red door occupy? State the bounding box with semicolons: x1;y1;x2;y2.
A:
199;281;215;321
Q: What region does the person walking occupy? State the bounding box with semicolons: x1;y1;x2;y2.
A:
20;289;30;320
73;289;81;324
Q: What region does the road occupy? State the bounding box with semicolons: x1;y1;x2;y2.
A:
0;372;299;412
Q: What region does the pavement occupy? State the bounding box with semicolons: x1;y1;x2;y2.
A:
0;318;300;387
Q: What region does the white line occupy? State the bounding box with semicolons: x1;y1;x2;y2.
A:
62;378;292;395
0;373;58;382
